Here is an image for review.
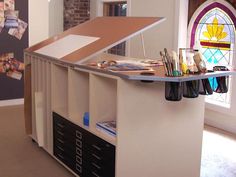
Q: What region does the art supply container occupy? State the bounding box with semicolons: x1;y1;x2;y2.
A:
83;112;90;127
199;79;213;95
183;80;200;98
214;76;229;93
165;82;183;101
179;48;198;74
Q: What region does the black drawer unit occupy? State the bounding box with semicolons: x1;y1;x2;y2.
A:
53;112;115;177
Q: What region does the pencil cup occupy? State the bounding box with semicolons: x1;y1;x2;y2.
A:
214;76;228;93
183;80;200;98
199;79;213;95
165;82;183;101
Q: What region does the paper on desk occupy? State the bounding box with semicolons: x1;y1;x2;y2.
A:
35;35;100;59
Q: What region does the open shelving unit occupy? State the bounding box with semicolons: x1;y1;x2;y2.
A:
51;65;117;145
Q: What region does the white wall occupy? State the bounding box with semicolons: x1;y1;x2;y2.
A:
90;0;101;19
49;0;64;37
129;0;176;59
29;0;63;46
29;0;49;46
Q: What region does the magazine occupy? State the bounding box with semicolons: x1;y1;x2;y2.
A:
0;52;14;61
4;0;14;11
4;10;18;20
0;2;4;11
4;19;18;28
96;121;116;137
0;53;24;80
4;10;18;28
6;70;22;80
0;10;4;32
8;19;28;39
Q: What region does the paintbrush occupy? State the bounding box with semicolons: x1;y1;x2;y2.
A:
164;48;173;76
160;51;169;76
172;51;180;76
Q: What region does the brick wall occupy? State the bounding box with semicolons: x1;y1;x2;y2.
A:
64;0;90;30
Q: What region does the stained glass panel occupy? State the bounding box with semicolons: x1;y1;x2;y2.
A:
194;7;235;105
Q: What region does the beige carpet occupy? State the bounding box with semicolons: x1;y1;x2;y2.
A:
0;105;236;177
201;126;236;177
0;105;73;177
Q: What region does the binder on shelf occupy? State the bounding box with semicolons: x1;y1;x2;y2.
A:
96;121;116;137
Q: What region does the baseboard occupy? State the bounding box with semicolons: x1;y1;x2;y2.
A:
0;98;24;107
205;109;236;135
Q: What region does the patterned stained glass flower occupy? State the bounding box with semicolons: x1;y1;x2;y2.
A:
200;17;230;50
203;17;227;41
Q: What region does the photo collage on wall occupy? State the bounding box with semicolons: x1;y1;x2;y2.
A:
0;0;27;80
0;53;24;80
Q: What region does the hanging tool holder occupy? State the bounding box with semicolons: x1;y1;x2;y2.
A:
212;66;229;93
162;48;230;101
165;82;183;101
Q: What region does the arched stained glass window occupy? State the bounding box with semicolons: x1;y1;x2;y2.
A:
189;1;236;106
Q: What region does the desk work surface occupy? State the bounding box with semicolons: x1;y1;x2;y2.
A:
78;53;236;82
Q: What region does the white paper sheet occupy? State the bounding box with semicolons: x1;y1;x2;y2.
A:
35;35;100;59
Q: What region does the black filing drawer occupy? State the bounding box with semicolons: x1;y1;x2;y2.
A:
53;112;115;177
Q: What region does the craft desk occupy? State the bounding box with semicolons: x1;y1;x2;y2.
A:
24;17;235;177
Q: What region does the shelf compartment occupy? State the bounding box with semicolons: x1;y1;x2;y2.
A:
68;68;89;126
51;64;68;118
89;73;117;144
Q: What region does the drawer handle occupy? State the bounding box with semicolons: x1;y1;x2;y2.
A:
57;154;64;159
57;146;64;152
57;138;64;144
76;164;82;173
76;155;82;164
76;131;82;139
92;162;101;170
76;147;82;156
92;145;102;151
56;123;65;128
76;139;82;148
92;153;101;160
92;171;100;177
56;131;64;136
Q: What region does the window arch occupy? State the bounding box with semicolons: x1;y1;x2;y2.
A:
188;1;236;106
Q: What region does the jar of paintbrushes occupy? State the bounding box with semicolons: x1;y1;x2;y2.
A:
160;48;183;101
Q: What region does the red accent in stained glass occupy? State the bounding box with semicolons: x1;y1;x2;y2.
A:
200;41;231;49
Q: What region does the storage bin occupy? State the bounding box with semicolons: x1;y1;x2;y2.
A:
214;76;228;93
165;82;183;101
183;80;200;98
199;79;213;95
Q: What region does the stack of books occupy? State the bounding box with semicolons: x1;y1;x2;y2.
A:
96;121;116;137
